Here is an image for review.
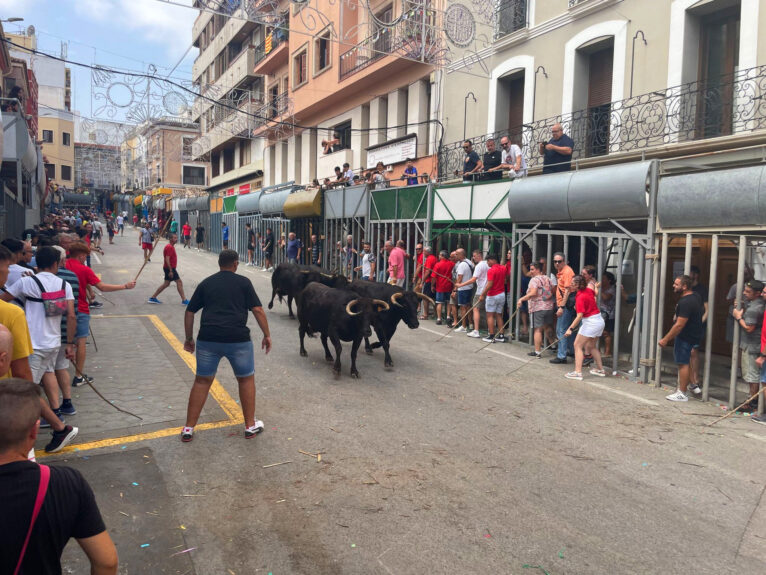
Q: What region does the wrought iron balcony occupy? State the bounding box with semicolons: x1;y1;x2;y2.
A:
339;12;442;81
253;28;288;68
438;64;766;179
494;0;528;40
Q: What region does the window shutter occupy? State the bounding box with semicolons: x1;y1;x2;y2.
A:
507;75;525;134
587;47;613;108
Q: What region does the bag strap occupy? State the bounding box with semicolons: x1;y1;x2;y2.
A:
14;464;50;575
25;275;48;304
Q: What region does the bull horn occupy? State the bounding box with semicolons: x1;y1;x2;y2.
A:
416;292;435;306
390;292;405;307
345;299;361;316
372;299;390;311
320;272;334;278
300;269;311;274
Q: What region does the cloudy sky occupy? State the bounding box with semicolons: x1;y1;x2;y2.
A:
0;0;198;117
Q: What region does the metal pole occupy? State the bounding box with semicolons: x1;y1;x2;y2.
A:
597;237;604;284
545;234;553;350
654;233;669;386
612;239;624;375
729;235;747;409
631;245;645;380
702;234;718;402
513;224;522;343
563;235;569;265
683;233;692;275
579;235;586;272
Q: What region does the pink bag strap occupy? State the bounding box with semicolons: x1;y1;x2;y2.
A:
14;464;50;575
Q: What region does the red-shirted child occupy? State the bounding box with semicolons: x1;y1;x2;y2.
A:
432;251;455;326
148;233;189;305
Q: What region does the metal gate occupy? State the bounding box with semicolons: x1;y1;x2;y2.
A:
223;212;238;253
209;211;223;253
368;184;431;289
324;184;369;277
290;217;323;266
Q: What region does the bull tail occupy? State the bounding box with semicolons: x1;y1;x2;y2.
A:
268;287;277;309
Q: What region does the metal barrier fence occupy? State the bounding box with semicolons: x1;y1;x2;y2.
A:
209;211;223;253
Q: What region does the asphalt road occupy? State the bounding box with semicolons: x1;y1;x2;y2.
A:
49;230;766;574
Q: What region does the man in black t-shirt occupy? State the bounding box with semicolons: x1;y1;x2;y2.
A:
659;275;704;402
0;380;118;574
482;138;503;180
688;265;709;393
461;140;483;182
182;250;272;442
539;123;574;174
246;223;256;266
263;228;275;272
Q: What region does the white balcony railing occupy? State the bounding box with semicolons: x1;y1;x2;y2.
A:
192;8;256;82
192;46;258;121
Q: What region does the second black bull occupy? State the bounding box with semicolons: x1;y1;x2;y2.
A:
348;279;435;368
268;262;348;318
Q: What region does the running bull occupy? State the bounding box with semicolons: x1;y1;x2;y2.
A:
268;262;348;319
298;282;389;378
348;279;434;368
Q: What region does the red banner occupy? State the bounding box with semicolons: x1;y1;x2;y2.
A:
238;183;251;195
225;188;235;196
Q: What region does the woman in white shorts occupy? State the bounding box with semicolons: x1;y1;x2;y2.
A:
563;275;606;380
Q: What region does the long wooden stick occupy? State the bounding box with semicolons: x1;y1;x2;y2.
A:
505;329;575;376
707;390;761;426
133;216;172;283
436;297;482;342
474;307;520;353
71;362;143;420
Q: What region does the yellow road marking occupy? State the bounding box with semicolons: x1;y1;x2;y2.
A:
37;314;242;458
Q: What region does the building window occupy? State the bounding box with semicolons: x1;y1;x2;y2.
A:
495;0;528;39
62;132;71;146
293;47;308;87
223;147;235;172
42;130;53;143
182;165;206;186
335;120;352;150
315;29;331;74
212;153;220;177
61;165;72;181
240;141;251;166
44;163;55;180
182;137;194;160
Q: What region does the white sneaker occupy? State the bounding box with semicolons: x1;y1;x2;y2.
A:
467;330;481;338
666;390;688;402
688;383;702;395
453;326;467;333
564;371;583;381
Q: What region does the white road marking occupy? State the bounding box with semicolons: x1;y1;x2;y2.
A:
92;252;102;264
745;432;766;443
581;380;658;405
486;348;659;405
419;326;451;338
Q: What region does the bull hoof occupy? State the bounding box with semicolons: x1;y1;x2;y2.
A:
325;355;334;362
267;302;273;309
333;368;341;378
384;360;394;368
365;348;374;355
350;370;359;379
300;349;307;357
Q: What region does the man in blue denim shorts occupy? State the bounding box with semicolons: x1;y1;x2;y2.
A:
181;249;272;442
659;275;704;402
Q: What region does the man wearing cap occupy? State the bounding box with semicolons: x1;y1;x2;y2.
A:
732;279;765;412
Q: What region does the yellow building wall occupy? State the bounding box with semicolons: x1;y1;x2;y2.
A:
39;116;75;186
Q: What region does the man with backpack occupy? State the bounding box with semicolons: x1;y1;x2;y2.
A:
2;247;76;420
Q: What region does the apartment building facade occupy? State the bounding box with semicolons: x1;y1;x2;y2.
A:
191;3;265;196
439;0;765;174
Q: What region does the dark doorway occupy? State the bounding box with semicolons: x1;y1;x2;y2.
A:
586;41;614;157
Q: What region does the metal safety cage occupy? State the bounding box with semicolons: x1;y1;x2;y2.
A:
368;183;432;289
324;183;370;277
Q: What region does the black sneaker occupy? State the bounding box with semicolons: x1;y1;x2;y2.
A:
550;357;568;364
59;401;76;416
72;374;93;387
435;319;442;325
494;334;506;343
89;300;104;309
582;355;594;367
528;350;541;357
45;425;78;453
245;420;264;438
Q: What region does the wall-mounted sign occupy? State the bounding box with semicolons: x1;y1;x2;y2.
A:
366;135;417;169
225;187;236;196
238;183;251;195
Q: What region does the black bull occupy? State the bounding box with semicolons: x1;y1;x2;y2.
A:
298;282;390;378
268;262;348;318
347;279;435;367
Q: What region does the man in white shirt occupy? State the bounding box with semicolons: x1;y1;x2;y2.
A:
0;239;31;299
455;249;488;337
116;214;124;236
2;246;76;417
342;162;354;185
494;136;527;178
451;248;475;333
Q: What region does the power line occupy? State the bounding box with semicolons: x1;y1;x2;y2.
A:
3;37;444;141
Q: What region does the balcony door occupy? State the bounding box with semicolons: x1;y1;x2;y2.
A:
697;7;740;138
373;5;393;56
507;74;525;145
586;41;613;157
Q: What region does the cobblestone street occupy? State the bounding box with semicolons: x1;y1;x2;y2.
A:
36;231;766;574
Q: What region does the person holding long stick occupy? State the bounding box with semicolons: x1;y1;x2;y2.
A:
563;275;606;381
65;243;135;387
139;221;154;262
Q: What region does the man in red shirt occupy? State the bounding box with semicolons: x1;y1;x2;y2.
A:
181;221;192;249
479;253;507;343
432;250;455;326
415;245;438;319
66;242;136;386
148;233;188;305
